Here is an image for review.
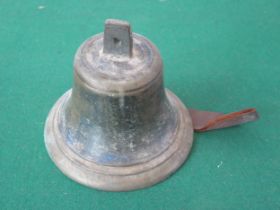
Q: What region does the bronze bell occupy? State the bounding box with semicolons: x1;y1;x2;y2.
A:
44;19;193;191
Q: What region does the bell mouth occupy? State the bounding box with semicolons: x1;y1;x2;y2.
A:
44;89;193;191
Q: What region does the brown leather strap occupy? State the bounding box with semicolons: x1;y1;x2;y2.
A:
189;108;259;132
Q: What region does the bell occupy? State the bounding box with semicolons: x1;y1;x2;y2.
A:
44;19;194;191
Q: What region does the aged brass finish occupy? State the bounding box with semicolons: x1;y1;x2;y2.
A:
44;19;193;191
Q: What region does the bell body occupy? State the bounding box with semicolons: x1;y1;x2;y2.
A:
44;19;193;191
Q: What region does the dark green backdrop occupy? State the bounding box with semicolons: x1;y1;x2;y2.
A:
1;0;279;209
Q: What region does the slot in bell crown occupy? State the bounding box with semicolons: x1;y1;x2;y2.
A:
103;19;133;57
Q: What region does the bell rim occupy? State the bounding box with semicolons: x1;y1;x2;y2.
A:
44;89;193;191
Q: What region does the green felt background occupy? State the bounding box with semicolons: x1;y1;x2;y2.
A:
1;0;280;209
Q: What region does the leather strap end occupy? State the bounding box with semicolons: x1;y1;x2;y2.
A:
189;108;259;132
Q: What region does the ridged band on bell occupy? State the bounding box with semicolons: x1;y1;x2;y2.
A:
44;19;193;191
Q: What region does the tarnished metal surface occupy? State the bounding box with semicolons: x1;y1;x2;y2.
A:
45;89;193;191
44;19;194;191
